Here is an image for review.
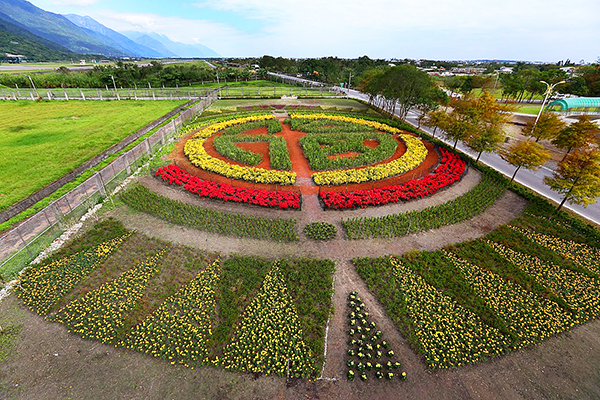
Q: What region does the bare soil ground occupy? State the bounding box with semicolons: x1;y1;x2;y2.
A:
3;184;600;399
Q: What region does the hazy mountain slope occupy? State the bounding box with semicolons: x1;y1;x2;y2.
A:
0;17;77;60
0;0;127;55
124;31;220;58
64;14;162;58
123;32;177;57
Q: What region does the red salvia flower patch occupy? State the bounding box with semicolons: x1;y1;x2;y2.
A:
155;165;301;210
319;149;466;210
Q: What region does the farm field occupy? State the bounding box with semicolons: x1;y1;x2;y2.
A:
1;103;600;399
0;100;185;212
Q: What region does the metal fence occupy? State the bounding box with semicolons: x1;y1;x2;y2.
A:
1;87;214;101
0;92;218;283
0;86;344;101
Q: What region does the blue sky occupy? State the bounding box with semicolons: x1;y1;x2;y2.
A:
29;0;600;62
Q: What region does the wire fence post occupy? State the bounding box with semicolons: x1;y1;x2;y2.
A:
17;227;34;258
125;152;132;174
52;202;64;230
95;172;107;196
144;138;151;155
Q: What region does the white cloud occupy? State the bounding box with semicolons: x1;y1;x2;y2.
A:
89;11;255;55
183;0;591;59
58;0;599;60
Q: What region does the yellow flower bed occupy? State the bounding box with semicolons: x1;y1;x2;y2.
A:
509;226;600;276
290;113;403;134
291;114;427;185
53;250;165;344
443;251;575;349
120;259;220;367
219;261;315;378
184;115;296;185
390;257;510;369
488;241;600;322
16;232;133;316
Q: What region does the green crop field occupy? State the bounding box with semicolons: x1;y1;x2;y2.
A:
0;100;185;212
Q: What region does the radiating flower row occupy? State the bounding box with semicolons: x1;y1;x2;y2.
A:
155;165;300;209
16;232;132;315
390;257;510;369
321;148;465;209
120;260;220;367
52;251;165;344
219;262;316;378
346;291;406;382
509;226;600;276
443;251;575;349
487;241;600;321
184;115;296;185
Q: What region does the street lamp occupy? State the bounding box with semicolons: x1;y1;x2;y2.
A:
533;80;565;127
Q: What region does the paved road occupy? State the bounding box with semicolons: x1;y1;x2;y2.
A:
268;72;599;225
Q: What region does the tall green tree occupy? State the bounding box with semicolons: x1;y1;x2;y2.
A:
500;140;550;182
552;115;600;160
464;91;514;162
544;145;600;211
362;65;444;120
522;112;566;142
425;108;450;138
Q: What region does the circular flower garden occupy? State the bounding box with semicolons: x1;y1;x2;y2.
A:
159;113;467;211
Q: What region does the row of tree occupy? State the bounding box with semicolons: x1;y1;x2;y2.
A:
441;65;600;100
0;61;264;89
424;95;600;211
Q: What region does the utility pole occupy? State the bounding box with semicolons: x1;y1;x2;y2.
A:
216;70;221;98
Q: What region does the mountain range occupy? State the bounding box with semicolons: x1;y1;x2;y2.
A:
0;0;220;60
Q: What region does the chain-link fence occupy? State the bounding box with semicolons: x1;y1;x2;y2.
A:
0;92;218;284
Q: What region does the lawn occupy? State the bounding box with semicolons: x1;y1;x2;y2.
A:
470;88;544;101
209;98;367;109
514;104;542;115
185;79;302;89
0;100;185;212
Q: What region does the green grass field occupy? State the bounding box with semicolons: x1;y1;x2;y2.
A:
186;80;301;89
209;98;366;109
470;88;544;101
514;104;543;115
0;100;185;212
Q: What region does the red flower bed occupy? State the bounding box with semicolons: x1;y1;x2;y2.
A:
155;165;300;209
319;148;466;209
